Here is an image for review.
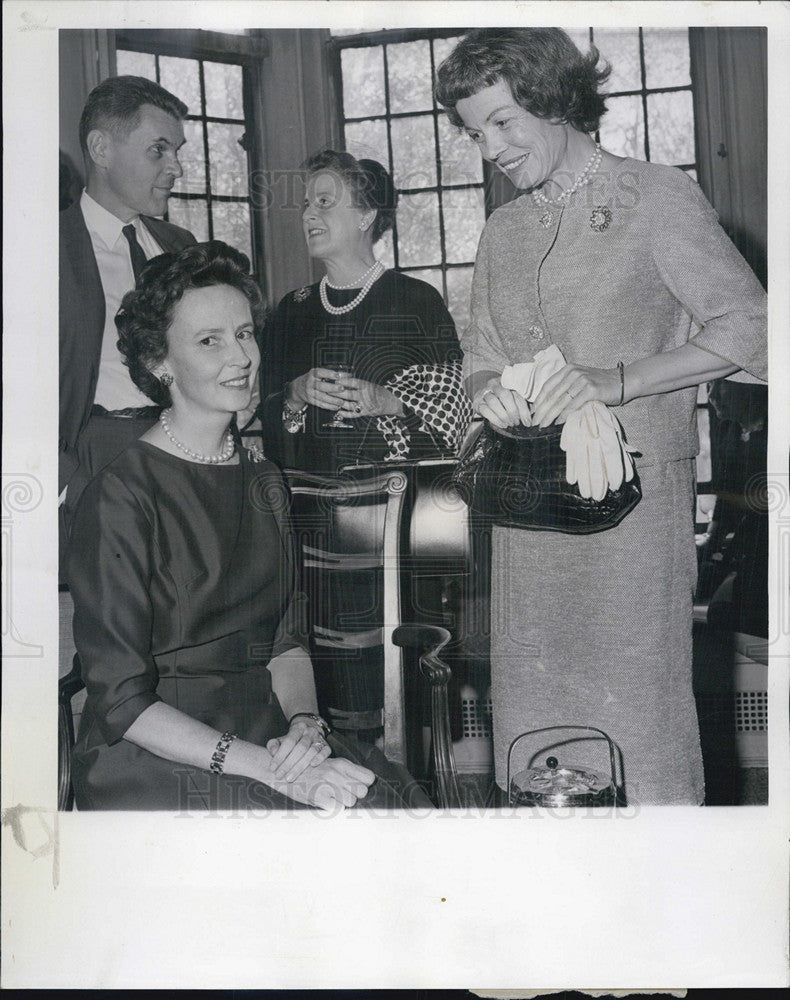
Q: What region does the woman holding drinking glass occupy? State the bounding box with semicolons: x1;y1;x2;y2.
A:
259;149;470;474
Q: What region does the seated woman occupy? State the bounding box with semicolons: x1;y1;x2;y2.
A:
67;241;430;811
259;149;471;474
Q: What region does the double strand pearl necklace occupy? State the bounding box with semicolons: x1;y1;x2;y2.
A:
159;409;235;464
531;142;602;209
325;259;381;290
319;260;385;315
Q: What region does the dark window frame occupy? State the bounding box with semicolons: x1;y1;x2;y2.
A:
115;29;268;286
327;28;483;310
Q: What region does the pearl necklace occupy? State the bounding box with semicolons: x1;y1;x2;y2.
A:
159;409;236;464
531;143;602;209
325;259;381;290
319;260;385;315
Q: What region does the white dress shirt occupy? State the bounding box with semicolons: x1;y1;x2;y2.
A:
80;190;165;410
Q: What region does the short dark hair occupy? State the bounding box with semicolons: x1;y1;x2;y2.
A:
435;28;610;134
116;241;265;407
79;74;188;158
304;149;397;244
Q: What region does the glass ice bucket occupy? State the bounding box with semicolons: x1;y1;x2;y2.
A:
507;725;623;807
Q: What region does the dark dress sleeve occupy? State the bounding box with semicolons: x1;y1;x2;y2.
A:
67;471;162;745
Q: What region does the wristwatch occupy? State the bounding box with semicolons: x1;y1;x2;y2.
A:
288;712;331;738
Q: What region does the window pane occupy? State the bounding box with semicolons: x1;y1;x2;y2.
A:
212;200;251;260
409;268;444;298
388;40;433;113
206;122;249;197
647;90;695;164
175;119;207;195
564;28;592;54
593;28;642;93
204;61;244;119
158;55;201;116
599;94;645;159
341;46;386;118
116;50;156;79
397;192;441;267
437;114;483;185
446;266;474;333
643;29;691;88
442;188;485;264
391;115;437;189
344;119;390;172
167;197;209;241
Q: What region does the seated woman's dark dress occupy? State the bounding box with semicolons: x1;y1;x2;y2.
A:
68;441;429;810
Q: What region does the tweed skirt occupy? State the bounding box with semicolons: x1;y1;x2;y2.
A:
489;458;705;806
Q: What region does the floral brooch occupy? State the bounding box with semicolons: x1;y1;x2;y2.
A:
293;286;311;302
590;206;612;232
246;443;266;463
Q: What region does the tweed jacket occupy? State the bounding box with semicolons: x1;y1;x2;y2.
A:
59;200;196;491
462;157;767;468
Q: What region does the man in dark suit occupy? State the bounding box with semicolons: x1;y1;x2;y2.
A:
60;75;196;565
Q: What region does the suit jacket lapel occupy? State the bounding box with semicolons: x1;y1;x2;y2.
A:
141;216;188;254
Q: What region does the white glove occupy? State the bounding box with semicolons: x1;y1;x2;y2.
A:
501;345;566;413
561;401;636;502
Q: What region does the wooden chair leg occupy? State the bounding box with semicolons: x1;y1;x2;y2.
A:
393;624;462;808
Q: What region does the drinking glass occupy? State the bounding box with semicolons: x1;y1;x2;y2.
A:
322;363;356;428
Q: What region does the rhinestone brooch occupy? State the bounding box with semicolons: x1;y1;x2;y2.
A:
590;206;612;232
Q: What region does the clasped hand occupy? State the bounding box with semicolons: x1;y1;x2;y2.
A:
288;368;404;418
267;719;375;810
474;363;623;429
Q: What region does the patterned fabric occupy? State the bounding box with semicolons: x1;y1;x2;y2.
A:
375;361;474;462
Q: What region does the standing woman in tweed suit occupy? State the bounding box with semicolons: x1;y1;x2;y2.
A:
435;28;767;805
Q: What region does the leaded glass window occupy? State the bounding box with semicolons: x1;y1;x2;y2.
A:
115;48;253;260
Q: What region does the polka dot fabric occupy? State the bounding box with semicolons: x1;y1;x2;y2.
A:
376;361;474;461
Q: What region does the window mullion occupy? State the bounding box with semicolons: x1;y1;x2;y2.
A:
381;44;399;271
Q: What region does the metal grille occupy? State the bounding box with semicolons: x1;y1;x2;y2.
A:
695;691;768;732
461;694;492;740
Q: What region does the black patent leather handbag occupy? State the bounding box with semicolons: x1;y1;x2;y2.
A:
451;420;642;534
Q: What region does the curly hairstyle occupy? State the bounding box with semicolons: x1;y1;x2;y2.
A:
304;149;397;244
435;28;610;134
115;241;265;407
79;75;188;159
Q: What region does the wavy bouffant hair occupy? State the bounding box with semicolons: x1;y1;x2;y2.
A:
115;241;265;408
435;28;611;134
305;149;397;244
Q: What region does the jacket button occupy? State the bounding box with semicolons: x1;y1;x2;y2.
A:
529;325;544;339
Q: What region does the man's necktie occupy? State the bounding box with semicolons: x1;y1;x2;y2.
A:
122;224;147;284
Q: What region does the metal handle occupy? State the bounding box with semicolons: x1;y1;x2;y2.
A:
506;725;619;806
